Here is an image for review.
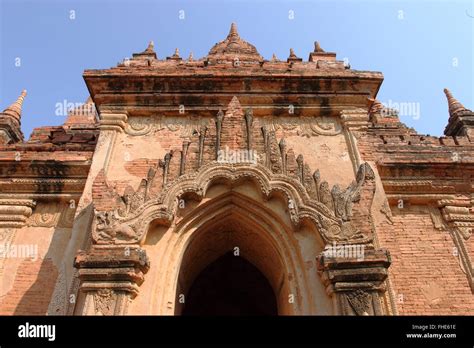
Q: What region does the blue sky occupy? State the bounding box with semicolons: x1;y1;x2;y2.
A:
1;0;473;138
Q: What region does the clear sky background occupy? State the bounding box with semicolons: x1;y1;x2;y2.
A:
1;0;473;138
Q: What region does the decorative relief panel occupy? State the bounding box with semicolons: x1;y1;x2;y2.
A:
125;116;212;137
93;289;117;315
27;201;77;228
260;116;342;137
438;197;474;292
125;115;342;138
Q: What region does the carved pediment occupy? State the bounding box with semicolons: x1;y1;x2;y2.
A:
91;161;376;246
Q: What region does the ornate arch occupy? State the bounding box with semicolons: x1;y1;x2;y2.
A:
90;161;376;246
148;189;318;315
75;160;391;316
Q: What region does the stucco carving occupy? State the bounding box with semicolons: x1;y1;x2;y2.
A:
93;289;116;315
0;198;36;228
124;115;210;137
346;289;371;315
91;161;376;245
262;116;342;137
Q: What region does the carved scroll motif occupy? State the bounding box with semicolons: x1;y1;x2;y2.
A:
125;116;211;137
266;116;342;137
125;117;156;136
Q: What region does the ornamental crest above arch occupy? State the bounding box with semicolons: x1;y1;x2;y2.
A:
91;160;376;246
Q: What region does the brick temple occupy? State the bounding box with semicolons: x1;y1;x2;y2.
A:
0;23;472;315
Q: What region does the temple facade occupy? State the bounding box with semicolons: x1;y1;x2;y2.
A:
0;23;473;315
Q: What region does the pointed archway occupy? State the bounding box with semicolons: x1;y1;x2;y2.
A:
141;180;330;315
182;251;278;316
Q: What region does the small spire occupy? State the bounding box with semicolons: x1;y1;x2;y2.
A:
444;88;468;117
3;89;27;122
227;22;240;42
314;41;325;53
167;48;182;61
188;52;194;61
287;48;302;63
145;41;154;53
271;53;278;62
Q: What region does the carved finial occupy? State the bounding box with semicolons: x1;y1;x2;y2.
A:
227;22;240;41
279;138;286;150
314;41;325;53
145;41;154;53
3;89;27;122
167;48;182;61
271;53;278;62
188;52;194;61
288;48;302;63
444;88;468;117
296;154;304;165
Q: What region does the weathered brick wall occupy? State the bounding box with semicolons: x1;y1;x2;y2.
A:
0;258;58;315
381;205;474;314
357;111;474;314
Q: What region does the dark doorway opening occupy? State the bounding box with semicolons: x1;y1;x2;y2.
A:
182;251;278;315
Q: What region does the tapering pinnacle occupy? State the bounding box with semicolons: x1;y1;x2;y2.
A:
444;88;469;117
227;22;240;42
145;41;154;53
3;89;27;122
314;41;325;53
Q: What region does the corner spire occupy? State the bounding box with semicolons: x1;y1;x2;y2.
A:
444;88;469;117
314;41;325;53
443;88;474;137
3;89;27;122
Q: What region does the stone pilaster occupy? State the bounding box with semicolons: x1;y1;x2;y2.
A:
0;198;36;287
340;108;370;176
438;197;474;292
317;247;391;315
49;111;128;315
74;245;149;315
